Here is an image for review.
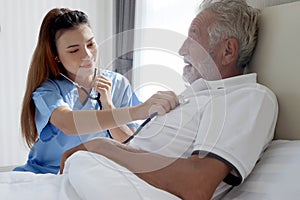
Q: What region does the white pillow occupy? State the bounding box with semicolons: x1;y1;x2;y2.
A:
64;151;180;200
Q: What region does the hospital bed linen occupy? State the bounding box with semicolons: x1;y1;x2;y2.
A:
0;150;179;200
0;171;79;200
223;140;300;199
1;140;299;199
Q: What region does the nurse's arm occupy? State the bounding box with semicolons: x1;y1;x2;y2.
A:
50;91;179;135
50;106;133;135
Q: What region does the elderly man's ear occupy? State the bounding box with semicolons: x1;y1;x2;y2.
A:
221;38;239;66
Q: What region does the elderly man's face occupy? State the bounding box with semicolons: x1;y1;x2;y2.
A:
179;11;221;83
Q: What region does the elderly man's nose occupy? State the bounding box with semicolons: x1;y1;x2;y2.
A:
179;38;189;56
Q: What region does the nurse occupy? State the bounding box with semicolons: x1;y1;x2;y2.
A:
14;8;179;174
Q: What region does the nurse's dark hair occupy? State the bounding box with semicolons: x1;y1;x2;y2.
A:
21;8;90;148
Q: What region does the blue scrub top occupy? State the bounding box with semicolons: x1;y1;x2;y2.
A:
14;70;141;174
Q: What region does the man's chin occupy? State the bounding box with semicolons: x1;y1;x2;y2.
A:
183;67;201;84
182;74;199;84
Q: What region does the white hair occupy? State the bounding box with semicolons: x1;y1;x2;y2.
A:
199;0;261;68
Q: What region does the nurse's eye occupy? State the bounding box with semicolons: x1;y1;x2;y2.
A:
69;49;79;54
87;42;96;49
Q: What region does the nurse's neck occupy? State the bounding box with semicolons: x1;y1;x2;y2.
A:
66;71;95;89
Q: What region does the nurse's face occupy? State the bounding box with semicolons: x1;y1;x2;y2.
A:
55;24;98;81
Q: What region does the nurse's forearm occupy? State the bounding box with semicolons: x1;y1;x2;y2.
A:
51;106;139;135
73;107;135;134
51;90;179;135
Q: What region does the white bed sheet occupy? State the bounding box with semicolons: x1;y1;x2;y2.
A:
0;151;179;200
223;140;300;200
0;171;80;200
1;140;299;199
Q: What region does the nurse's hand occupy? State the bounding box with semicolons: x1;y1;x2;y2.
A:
94;74;114;109
132;91;179;120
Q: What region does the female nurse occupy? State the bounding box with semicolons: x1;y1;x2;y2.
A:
14;8;178;174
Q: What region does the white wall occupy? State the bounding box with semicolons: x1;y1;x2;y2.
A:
0;0;112;166
248;0;300;8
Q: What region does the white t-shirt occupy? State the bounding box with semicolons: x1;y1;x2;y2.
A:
129;73;278;190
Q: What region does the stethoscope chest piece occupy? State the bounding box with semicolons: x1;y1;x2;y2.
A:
178;95;189;105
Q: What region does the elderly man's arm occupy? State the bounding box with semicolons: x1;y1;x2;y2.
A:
60;138;230;200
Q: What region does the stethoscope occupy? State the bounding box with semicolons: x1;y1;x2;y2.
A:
60;68;112;138
60;69;189;144
60;68;101;106
122;95;189;144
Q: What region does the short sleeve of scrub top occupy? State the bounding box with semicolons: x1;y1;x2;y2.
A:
192;84;278;186
33;79;69;142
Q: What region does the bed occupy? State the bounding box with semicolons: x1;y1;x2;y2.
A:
1;1;300;199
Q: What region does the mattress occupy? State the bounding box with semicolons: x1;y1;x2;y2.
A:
222;140;300;199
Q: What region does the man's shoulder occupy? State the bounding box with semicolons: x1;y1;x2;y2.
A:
229;82;277;104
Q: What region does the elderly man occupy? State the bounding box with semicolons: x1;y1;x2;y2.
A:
60;0;278;199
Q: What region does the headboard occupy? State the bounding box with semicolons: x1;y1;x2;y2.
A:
248;1;300;140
